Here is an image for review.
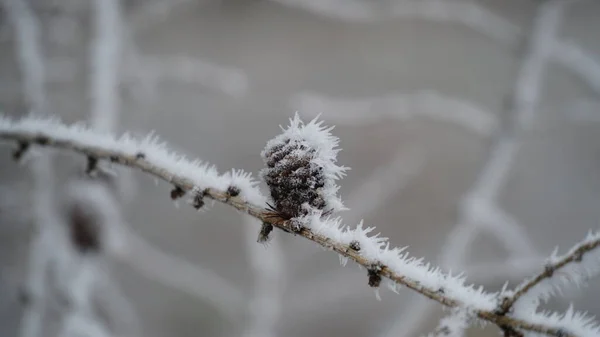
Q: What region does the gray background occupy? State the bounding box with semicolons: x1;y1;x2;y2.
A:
1;0;600;336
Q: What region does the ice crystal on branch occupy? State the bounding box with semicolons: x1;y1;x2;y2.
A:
260;113;348;221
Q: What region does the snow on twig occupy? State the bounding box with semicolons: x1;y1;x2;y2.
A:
424;308;470;337
500;231;600;315
1;114;599;336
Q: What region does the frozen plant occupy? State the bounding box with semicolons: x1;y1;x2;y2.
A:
1;113;600;337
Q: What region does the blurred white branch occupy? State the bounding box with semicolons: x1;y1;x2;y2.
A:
277;0;600;95
344;147;425;221
552;40;600;94
89;0;123;133
293;91;498;136
2;0;47;113
2;2;58;337
125;54;248;99
242;217;285;337
380;2;568;335
108;222;245;317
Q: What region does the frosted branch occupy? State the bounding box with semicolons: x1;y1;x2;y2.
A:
292;91;498;136
424;309;470;337
499;232;600;315
0;115;598;336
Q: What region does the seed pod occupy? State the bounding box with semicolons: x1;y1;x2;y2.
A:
260;114;348;220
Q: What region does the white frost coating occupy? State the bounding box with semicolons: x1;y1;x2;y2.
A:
292;91;498;136
425;309;470;337
525;306;600;337
261;113;349;213
0;114;267;207
297;212;498;310
513;231;600;316
221;169;267;208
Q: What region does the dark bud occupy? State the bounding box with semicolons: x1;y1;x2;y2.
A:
226;185;241;198
170;186;185;200
85;156;98;175
135;152;146;159
17;287;30;306
349;240;361;251
12;141;30;161
192;190;206;210
68;202;102;254
257;222;274;243
367;263;383;288
544;264;555;277
35;136;49;145
109;155;119;163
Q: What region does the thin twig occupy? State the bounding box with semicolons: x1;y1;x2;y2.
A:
499;236;600;314
0;122;592;337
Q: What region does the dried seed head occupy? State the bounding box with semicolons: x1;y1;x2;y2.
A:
257;222;274;243
170;186;185;200
260;114;348;220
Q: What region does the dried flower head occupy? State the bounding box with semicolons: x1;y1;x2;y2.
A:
260;113;348;220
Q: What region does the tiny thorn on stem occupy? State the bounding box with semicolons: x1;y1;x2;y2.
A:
349;240;361;251
257;222;274;243
86;156;98;175
170;186;185;200
368;262;383;288
12;141;29;160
